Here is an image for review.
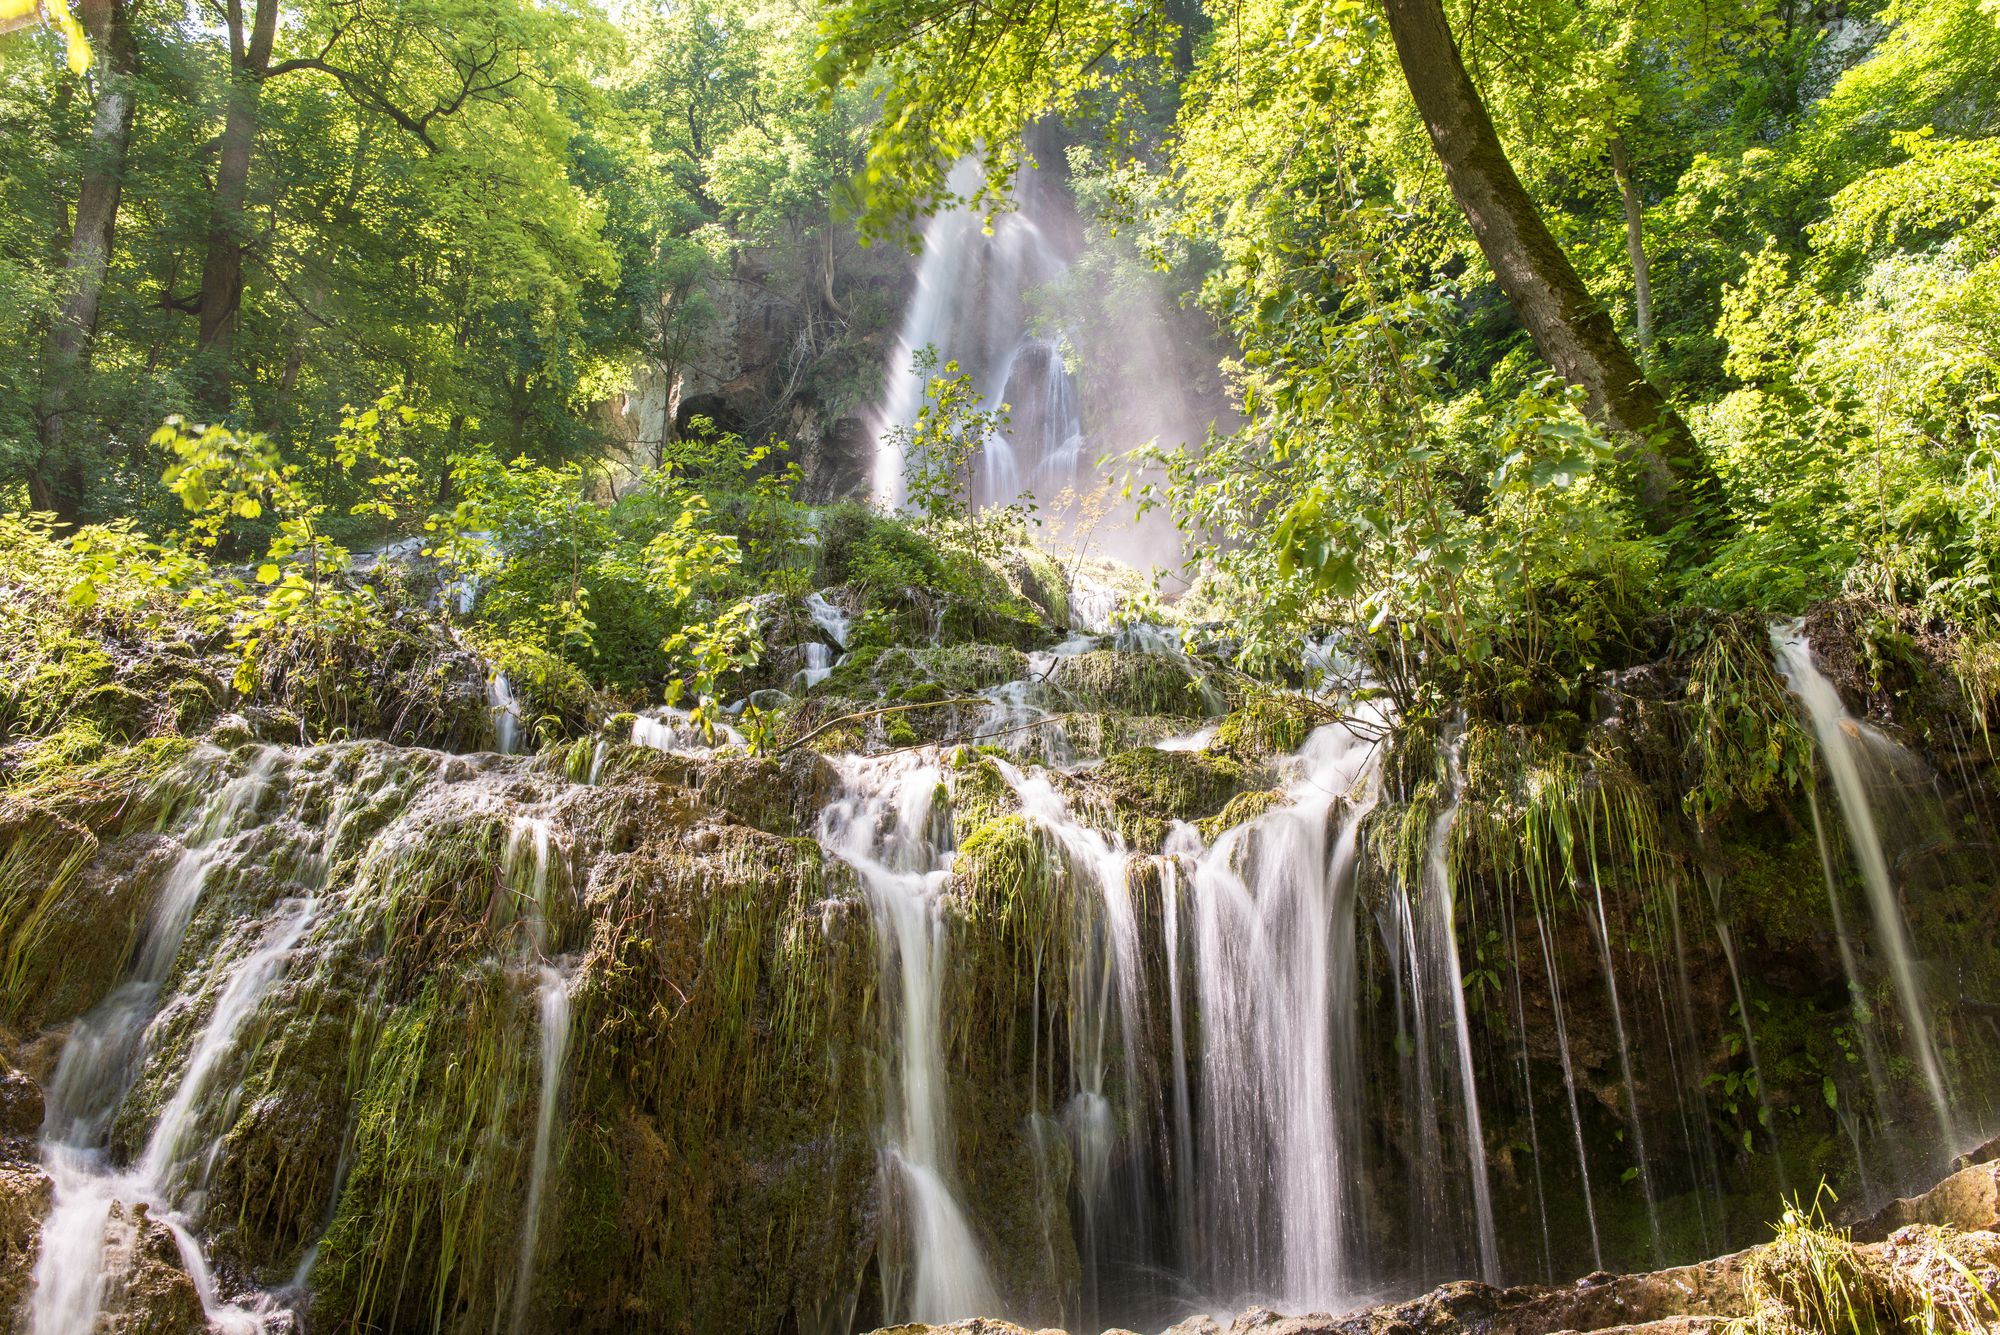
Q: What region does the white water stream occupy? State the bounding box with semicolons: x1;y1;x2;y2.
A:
818;753;999;1322
32;750;305;1335
511;962;575;1335
1771;623;1957;1143
1186;718;1380;1310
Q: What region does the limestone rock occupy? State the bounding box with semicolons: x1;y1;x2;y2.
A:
1854;1160;2000;1242
95;1201;207;1335
1159;1319;1222;1335
0;1158;52;1324
0;1065;42;1142
864;1323;1067;1335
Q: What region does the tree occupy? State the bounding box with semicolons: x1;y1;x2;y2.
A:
190;0;277;416
817;0;1719;540
1377;0;1714;540
31;0;136;522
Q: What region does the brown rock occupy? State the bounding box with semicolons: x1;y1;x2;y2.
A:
0;1159;52;1322
1158;1318;1223;1335
1953;1133;2000;1171
0;1067;42;1142
1854;1161;2000;1243
1484;1249;1754;1333
864;1323;1066;1335
95;1201;207;1335
1546;1322;1725;1334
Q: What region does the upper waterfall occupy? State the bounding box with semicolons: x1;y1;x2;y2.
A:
867;155;1195;572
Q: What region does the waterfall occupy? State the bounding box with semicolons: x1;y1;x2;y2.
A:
802;591;852;689
1770;623;1957;1145
492;672;522;755
511;962;575;1335
1161;828;1201;1267
1423;797;1501;1285
1187;720;1378;1310
818;754;999;1322
633;707;746;753
988;757;1151;1313
31;749;306;1335
1588;878;1664;1266
870;159;1083;516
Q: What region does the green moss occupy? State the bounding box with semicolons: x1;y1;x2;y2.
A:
1718;816;1835;948
1048;650;1208;717
1091;746;1249;846
954;814;1066;1012
206;934;379;1280
949;751;1018;845
819;642;1028;699
1198;787;1290;841
1214;696;1310;756
310;965;536;1333
812;505;1051;650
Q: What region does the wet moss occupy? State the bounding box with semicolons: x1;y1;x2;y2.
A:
1047;650;1209;718
818;643;1029;700
1198;787;1289;842
205;933;378;1281
1214;696;1311;757
309;964;538;1334
1096;748;1246;823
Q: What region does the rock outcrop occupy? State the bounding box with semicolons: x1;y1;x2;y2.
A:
873;1215;2000;1335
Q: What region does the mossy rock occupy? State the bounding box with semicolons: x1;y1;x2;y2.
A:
949;751;1020;846
1095;747;1248;829
998;547;1070;628
205;934;377;1280
309;962;540;1334
1215;697;1311;757
0;817;168;1029
95;1200;208;1335
1198;787;1290;842
819;643;1029;700
693;749;840;836
812;506;1051;651
1046;650;1211;718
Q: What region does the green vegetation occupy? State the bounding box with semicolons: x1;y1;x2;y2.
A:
9;0;2000;1330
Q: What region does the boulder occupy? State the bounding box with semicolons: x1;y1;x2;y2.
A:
1854;1160;2000;1242
0;1065;42;1142
866;1323;1068;1335
95;1201;207;1335
0;1158;52;1322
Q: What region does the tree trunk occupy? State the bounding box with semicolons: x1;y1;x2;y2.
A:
192;0;280;418
1381;0;1712;540
32;0;138;525
1609;137;1653;350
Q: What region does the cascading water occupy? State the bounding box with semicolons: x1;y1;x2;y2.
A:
987;757;1151;1315
1185;718;1379;1310
802;590;853;689
492;672;522;755
1422;793;1501;1285
1771;622;1957;1146
511;962;575;1335
870;159;1085;517
31;749;305;1335
1381;772;1499;1289
818;754;999;1323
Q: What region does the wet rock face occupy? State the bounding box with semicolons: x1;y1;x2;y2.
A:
93;1201;207;1335
0;1158;52;1323
871;1225;2000;1335
1855;1158;2000;1241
